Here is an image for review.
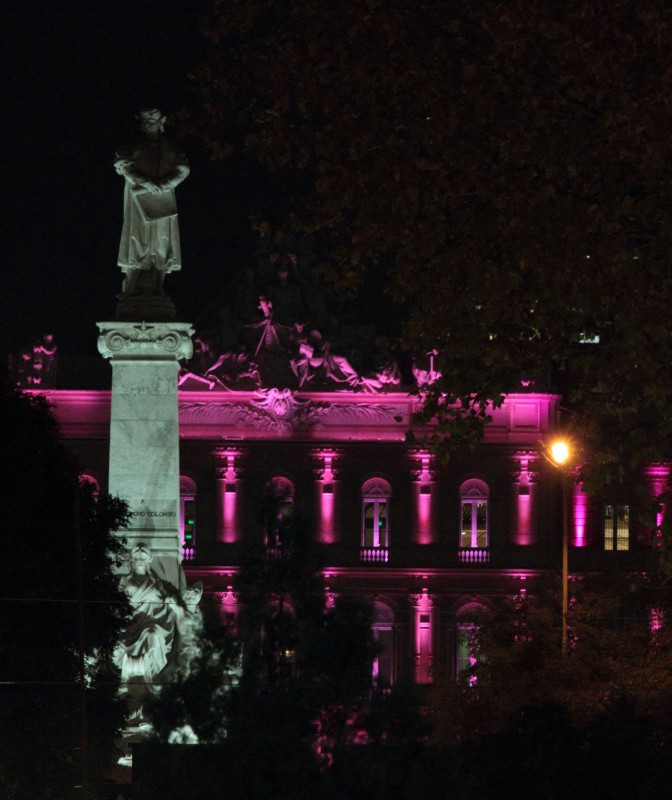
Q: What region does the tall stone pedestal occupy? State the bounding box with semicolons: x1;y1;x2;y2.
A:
97;321;193;586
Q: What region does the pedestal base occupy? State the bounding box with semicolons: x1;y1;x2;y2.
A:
116;293;176;322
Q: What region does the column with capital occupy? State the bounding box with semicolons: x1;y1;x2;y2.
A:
214;447;244;543
216;587;240;627
511;450;539;545
408;589;439;684
312;448;341;544
409;449;437;545
98;320;193;586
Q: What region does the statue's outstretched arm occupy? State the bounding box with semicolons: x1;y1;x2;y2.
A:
114;151;149;187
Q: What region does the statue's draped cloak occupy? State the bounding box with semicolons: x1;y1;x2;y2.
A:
119;573;176;680
115;137;189;273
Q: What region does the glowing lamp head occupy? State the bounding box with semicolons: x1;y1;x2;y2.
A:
550;441;570;466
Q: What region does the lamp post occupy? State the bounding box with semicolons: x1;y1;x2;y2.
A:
549;440;571;656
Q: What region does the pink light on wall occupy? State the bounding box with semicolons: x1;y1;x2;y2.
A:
646;464;670;528
572;482;589;547
313;448;340;544
512;451;538;545
517;492;532;544
410;450;434;544
417;490;432;544
410;589;435;684
320;487;335;544
214;447;242;543
416;620;432;682
324;586;337;609
222;485;237;544
217;585;239;628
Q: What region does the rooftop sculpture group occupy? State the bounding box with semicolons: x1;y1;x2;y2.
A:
178;226;413;393
11;334;58;389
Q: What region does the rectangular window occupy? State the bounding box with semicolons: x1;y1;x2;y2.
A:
604;504;630;551
456;624;479;685
461;501;488;548
363;499;388;548
373;627;394;687
180;496;196;548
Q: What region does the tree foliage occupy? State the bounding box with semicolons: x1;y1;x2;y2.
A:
147;504;382;797
191;0;672;490
425;570;672;798
430;570;672;743
0;391;131;799
457;702;672;800
145;596;241;745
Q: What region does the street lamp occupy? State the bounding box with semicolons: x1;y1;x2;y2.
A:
548;439;571;656
550;441;570;467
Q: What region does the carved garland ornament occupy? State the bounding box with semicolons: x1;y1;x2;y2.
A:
180;389;400;432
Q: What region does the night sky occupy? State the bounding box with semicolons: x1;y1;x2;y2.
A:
6;0;267;359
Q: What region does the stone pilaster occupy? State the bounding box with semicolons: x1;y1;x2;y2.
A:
409;449;437;545
408;590;439;684
213;447;244;543
311;448;341;544
511;450;539;545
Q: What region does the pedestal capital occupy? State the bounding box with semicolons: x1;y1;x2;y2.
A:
97;321;194;361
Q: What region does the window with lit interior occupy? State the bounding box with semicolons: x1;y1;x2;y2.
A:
266;476;295;547
79;474;100;495
455;602;486;684
459;479;489;549
371;600;395;687
456;624;479;684
180;476;197;556
603;504;630;551
361;478;391;558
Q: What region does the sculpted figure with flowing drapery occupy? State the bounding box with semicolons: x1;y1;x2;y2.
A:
115;109;189;299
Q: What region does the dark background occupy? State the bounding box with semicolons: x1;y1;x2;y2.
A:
5;0;272;358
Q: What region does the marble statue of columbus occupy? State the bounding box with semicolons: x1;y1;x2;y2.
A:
115;109;189;298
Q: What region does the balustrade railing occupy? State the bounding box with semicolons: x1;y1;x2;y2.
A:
182;546;196;561
458;547;490;564
360;546;390;563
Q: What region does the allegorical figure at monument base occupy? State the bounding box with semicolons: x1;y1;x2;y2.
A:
115;108;189;300
113;543;204;724
113;544;176;696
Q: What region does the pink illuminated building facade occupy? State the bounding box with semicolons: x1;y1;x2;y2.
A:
41;382;664;686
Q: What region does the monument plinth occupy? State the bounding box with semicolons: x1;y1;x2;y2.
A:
116;291;176;322
98;320;193;584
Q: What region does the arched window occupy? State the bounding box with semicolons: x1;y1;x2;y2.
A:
79;474;100;495
266;476;295;548
180;476;197;559
361;478;391;562
372;600;395;687
269;476;294;515
455;601;487;683
262;596;297;681
459;479;489;550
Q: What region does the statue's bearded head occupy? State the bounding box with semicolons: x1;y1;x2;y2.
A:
130;543;152;573
137;108;166;137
